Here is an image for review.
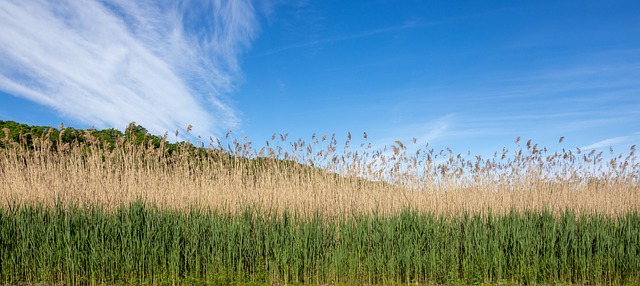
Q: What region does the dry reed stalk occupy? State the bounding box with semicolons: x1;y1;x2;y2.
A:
1;131;638;218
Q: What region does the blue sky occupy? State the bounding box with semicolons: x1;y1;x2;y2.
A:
1;1;639;156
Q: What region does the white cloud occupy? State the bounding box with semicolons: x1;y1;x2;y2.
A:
0;0;257;137
581;134;640;151
418;113;454;144
370;113;456;153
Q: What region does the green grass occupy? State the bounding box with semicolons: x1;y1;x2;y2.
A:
1;201;639;285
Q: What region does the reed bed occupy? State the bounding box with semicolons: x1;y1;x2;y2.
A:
0;126;638;217
1;123;640;285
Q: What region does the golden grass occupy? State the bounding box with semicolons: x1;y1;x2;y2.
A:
1;128;638;217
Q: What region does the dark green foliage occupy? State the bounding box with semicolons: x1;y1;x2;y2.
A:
0;120;311;172
1;203;638;285
0;120;60;149
91;128;124;149
0;120;169;152
123;122;165;150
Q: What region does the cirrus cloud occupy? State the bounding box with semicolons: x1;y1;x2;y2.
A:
0;0;257;137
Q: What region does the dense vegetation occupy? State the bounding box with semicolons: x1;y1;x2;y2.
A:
0;120;175;152
1;120;639;285
1;202;639;285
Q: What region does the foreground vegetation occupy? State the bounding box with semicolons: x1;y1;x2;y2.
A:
1;202;639;285
1;120;639;284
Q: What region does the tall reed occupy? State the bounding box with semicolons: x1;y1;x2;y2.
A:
0;125;640;216
1;125;638;216
1;202;638;285
2;123;639;285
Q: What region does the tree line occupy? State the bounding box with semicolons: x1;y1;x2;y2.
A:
0;120;175;153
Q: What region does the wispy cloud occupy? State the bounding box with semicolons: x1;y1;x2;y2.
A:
371;113;456;153
581;134;640;151
0;0;257;137
416;113;455;146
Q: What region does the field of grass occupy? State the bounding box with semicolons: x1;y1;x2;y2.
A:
2;202;639;285
1;122;639;285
